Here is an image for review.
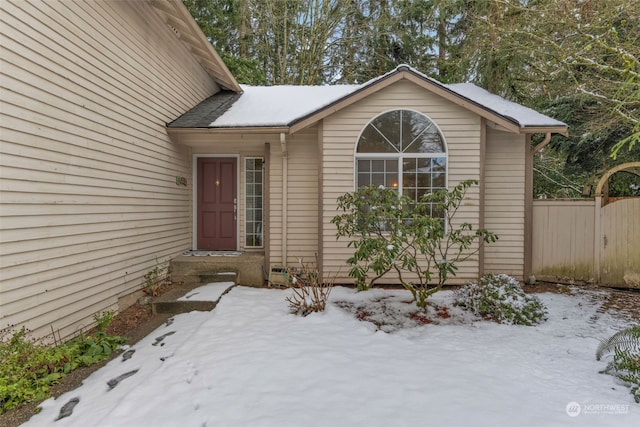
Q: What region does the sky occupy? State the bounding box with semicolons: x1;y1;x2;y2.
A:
23;283;640;427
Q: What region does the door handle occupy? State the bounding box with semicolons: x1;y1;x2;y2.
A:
233;198;237;220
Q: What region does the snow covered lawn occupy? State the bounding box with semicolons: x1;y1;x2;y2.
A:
25;285;639;427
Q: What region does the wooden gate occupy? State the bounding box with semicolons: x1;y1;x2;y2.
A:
532;198;639;287
598;198;640;285
532;162;640;288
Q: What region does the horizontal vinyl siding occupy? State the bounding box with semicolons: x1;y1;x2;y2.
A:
0;0;219;340
483;127;526;278
321;80;482;285
285;128;319;266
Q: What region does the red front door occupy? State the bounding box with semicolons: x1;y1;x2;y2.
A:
197;157;237;250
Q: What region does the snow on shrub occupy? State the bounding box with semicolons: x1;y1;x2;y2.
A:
454;274;547;326
285;258;334;316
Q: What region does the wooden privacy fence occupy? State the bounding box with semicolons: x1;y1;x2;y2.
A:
532;197;640;287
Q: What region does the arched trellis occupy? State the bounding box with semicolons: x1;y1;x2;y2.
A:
594;161;640;206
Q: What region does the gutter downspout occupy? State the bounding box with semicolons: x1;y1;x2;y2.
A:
525;132;551;280
280;133;288;267
531;132;552;154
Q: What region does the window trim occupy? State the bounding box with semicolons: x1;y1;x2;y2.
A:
353;109;449;197
244;156;264;249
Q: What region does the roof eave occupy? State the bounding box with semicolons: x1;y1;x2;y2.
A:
149;0;242;93
289;67;568;136
520;125;569;136
167;126;291;136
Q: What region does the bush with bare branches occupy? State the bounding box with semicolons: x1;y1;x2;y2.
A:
285;258;335;316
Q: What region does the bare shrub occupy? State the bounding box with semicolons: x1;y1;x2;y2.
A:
285;258;335;316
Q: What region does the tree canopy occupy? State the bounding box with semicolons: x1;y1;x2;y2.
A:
184;0;640;197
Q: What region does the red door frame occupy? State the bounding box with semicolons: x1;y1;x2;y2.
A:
194;156;239;250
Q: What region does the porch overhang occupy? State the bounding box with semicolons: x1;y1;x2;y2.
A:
167;126;291;146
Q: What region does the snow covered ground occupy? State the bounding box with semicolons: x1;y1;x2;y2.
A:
24;285;639;427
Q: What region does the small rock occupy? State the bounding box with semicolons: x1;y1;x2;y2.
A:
55;397;79;421
165;318;175;326
107;370;139;390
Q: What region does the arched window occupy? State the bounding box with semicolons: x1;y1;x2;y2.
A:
356;109;447;216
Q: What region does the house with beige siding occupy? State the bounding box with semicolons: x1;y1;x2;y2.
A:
0;0;239;340
168;67;567;287
1;0;567;340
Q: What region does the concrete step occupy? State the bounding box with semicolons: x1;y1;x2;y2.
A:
170;252;265;287
152;273;237;315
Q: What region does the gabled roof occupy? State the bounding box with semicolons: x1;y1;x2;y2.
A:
149;0;241;92
168;65;567;135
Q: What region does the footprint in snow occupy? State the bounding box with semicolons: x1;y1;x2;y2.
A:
152;331;176;346
55;397;80;421
165;317;175;326
121;349;135;361
107;370;139;390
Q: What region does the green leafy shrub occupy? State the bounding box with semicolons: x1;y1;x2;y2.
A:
597;325;640;403
454;274;547;325
0;312;126;414
332;180;497;309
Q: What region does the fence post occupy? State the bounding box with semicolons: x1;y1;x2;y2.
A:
593;196;601;284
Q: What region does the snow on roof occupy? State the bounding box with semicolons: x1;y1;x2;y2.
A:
210;84;360;127
444;83;567;128
203;65;566;130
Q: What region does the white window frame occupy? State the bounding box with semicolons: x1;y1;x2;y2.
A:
244;157;264;249
354;109;449;199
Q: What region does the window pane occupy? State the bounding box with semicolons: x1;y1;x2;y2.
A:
403;172;416;187
405;187;417;201
358;159;370;172
433;157;446;172
358;173;371;187
371;159;385;172
433;173;446;188
386;173;399;189
358;125;397;153
371;110;401;152
404;128;445;154
401;110;429;151
417;173;431;188
372;173;385;186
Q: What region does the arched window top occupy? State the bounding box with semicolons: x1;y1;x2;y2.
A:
355;110;447;209
357;109;445;154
